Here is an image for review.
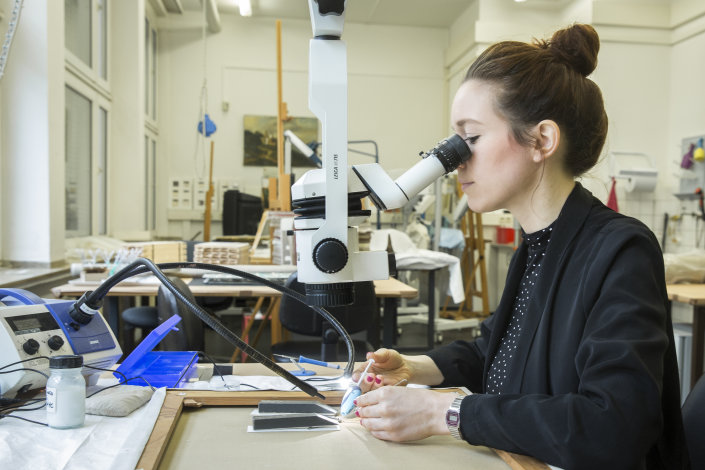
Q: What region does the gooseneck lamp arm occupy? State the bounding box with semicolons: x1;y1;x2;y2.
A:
70;258;357;398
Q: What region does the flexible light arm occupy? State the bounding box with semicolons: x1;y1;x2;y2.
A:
70;259;359;396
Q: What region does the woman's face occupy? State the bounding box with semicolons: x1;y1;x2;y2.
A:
451;79;542;214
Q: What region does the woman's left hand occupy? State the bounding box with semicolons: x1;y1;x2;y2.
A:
354;386;457;442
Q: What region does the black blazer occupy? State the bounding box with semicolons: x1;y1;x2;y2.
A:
427;183;689;470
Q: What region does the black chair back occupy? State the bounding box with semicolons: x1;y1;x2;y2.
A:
157;277;204;352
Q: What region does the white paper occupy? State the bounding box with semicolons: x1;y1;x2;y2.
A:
0;385;166;470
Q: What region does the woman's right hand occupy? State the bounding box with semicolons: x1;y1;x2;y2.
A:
352;348;413;392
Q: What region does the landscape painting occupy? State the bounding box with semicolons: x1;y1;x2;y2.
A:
243;115;319;167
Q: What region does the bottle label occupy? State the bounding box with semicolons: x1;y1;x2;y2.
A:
46;387;57;414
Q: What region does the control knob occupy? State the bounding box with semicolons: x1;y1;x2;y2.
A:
313;238;348;274
47;335;65;351
22;338;40;355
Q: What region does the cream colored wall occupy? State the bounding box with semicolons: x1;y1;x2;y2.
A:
444;0;705;247
1;0;65;265
667;15;705;253
156;15;449;238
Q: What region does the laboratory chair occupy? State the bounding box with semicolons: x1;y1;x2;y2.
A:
196;296;233;315
270;272;377;363
120;277;204;356
120;305;158;357
682;374;705;466
156;277;205;352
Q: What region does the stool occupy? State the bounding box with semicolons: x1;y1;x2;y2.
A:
121;306;158;356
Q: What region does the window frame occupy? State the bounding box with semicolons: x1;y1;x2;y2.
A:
64;0;111;100
65;69;112;237
64;0;111;238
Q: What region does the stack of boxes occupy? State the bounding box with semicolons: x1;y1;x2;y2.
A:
123;241;188;263
193;242;250;265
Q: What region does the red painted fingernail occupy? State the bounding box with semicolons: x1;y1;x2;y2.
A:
355;410;360;417
366;376;373;382
353;399;357;405
375;377;382;384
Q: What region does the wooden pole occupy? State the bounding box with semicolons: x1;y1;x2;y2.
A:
273;19;291;211
276;20;284;177
203;140;215;241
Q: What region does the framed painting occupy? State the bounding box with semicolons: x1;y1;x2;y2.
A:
243;115;319;167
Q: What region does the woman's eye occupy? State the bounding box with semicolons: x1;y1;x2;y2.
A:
465;135;479;144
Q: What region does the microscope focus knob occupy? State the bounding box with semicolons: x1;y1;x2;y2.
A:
313;238;348;274
47;335;65;351
22;338;40;355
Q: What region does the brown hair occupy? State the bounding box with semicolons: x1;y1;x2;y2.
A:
465;24;608;177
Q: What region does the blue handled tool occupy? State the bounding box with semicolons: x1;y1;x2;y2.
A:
273;354;315;376
339;359;375;417
298;356;342;370
273;354;342;376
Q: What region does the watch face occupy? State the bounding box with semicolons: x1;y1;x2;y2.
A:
446;410;460;426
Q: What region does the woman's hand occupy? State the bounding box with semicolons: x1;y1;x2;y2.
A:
355;387;457;442
352;348;445;393
352;349;412;392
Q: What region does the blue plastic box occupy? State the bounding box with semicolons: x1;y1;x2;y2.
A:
114;314;198;388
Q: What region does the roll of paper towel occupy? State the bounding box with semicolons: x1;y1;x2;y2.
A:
620;170;658;192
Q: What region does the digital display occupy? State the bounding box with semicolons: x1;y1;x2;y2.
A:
12;318;41;334
7;312;60;336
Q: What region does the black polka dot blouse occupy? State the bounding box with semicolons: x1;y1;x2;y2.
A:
486;223;554;395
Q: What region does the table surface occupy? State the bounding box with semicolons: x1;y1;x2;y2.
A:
52;276;419;299
667;283;705;305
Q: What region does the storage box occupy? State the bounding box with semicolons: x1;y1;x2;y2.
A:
123;241;187;264
114;314;198;388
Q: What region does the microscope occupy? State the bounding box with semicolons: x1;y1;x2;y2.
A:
293;0;472;308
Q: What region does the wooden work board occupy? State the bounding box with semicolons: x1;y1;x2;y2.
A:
136;365;548;470
138;388;345;470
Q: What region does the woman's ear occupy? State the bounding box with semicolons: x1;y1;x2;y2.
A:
532;120;560;162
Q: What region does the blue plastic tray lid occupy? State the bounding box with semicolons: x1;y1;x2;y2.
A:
116;314;182;374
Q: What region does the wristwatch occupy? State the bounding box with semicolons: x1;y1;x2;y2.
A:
445;395;464;440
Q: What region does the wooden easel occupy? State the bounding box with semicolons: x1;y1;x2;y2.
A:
441;185;490;319
267;19;292;213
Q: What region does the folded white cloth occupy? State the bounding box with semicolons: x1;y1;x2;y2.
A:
370;229;465;303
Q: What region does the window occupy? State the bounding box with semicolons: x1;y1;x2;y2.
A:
65;0;91;67
97;107;108;234
145;133;157;231
64;0;110;238
97;0;107;80
144;11;159;232
65;86;92;237
145;17;158;123
65;0;109;85
65;79;110;237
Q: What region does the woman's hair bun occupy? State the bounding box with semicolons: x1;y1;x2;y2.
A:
542;23;600;77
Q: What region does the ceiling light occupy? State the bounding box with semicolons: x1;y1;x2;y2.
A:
514;0;527;3
238;0;252;17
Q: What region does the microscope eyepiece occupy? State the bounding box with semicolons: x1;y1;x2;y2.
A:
428;134;472;173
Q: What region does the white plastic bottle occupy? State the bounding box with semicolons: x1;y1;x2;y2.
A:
46;355;85;429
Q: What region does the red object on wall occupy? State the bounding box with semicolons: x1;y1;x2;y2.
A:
496;227;515;244
607;177;619;212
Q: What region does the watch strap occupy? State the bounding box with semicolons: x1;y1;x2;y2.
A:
446;395;464;440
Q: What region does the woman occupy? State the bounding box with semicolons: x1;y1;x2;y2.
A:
353;24;689;469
